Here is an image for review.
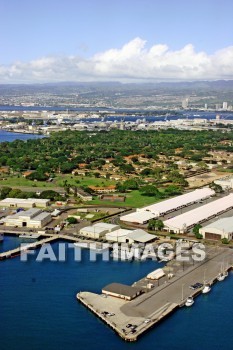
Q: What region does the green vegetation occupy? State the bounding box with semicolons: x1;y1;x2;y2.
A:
66;217;78;225
148;219;164;231
221;238;229;244
193;224;203;239
1;129;233;208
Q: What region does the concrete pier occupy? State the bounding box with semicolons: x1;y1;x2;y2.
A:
0;236;59;260
77;247;233;341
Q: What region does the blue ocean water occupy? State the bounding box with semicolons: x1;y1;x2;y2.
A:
0;130;44;142
1;239;233;350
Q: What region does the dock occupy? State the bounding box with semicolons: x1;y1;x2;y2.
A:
77;247;233;341
0;236;59;260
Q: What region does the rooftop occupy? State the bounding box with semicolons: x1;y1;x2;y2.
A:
164;194;233;231
102;283;142;297
201;217;233;234
127;229;154;243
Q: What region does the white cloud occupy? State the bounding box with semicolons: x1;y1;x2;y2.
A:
1;38;233;83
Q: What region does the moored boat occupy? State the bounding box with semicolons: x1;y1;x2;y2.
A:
185;296;194;307
202;284;211;294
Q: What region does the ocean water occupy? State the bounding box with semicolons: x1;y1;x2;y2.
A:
1;239;233;350
0;130;44;142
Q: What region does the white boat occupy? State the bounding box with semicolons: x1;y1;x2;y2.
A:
185;297;194;307
202;284;211;294
0;233;3;242
217;273;225;282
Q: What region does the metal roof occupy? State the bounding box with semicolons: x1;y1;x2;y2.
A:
102;283;142;297
164;194;233;231
127;229;154;243
201;217;233;234
138;188;215;216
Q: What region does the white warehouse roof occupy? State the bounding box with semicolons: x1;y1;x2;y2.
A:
120;188;215;224
164;194;233;233
200;217;233;234
137;188;215;217
147;268;165;280
120;211;156;224
93;222;119;232
127;229;154;243
106;229;132;240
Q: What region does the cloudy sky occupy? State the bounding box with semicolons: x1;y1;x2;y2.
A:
1;0;233;83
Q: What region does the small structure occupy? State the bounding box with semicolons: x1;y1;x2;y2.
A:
79;222;119;239
76;188;93;201
102;283;143;301
200;217;233;241
51;209;61;217
88;185;116;194
147;268;165;280
79;226;107;239
214;176;233;190
0;198;50;208
93;222;119;232
105;229;132;242
127;229;155;243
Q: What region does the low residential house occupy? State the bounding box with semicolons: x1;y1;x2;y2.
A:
88;185;116;194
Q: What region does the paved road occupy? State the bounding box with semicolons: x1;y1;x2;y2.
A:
121;248;233;318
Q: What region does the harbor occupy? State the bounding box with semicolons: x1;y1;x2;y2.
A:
77;246;233;341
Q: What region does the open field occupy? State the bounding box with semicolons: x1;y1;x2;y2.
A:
91;190;162;208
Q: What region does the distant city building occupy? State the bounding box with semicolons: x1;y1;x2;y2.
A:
182;98;189;109
215;104;221;110
204;103;208;110
223;101;228;110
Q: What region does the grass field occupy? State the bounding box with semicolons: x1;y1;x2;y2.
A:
91;190;162;208
0;174;116;189
0;176;54;188
55;174;116;187
0;175;165;209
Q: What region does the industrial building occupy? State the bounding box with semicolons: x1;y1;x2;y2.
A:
0;198;50;208
105;228;154;243
120;188;215;224
3;208;52;228
163;194;233;234
102;283;143;301
147;268;165;280
214;176;233;190
200;217;233;241
79;223;120;239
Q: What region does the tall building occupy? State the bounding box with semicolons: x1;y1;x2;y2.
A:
182;98;189;109
223;101;228;110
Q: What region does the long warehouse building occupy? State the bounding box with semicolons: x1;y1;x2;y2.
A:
120;188;215;224
163;194;233;234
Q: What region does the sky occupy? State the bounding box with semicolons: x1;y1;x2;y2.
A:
0;0;233;83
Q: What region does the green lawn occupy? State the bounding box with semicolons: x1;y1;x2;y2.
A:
91;190;162;208
0;174;116;190
0;176;54;188
55;174;116;187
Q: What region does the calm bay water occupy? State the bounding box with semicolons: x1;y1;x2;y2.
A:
1;238;233;350
0;130;44;142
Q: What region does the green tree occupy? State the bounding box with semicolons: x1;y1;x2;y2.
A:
66;217;78;225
